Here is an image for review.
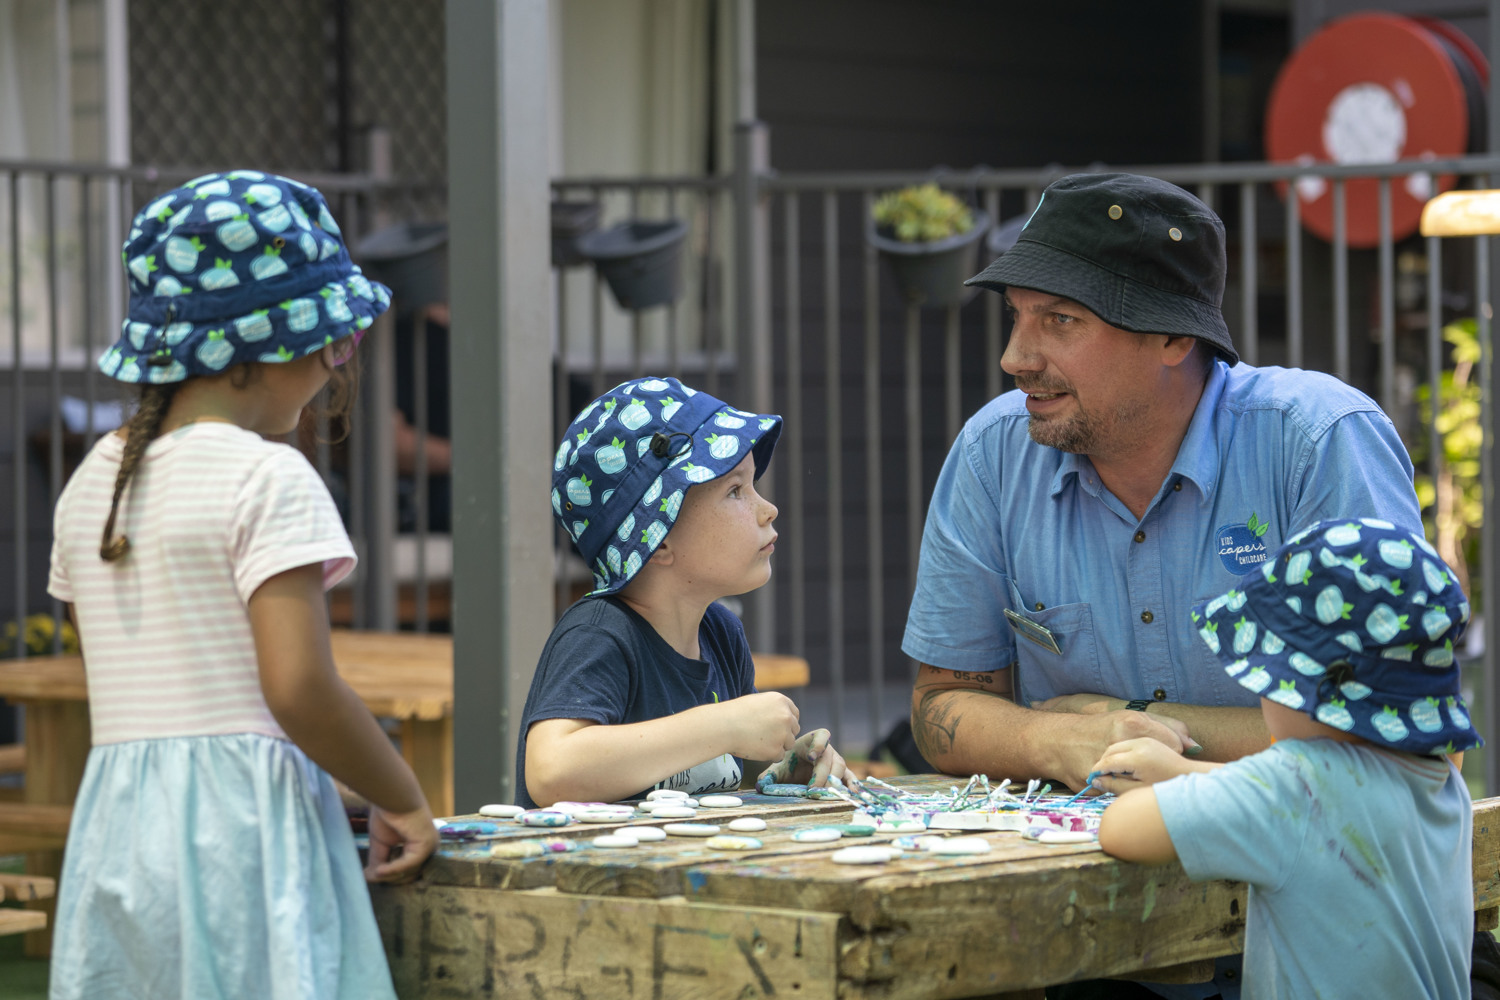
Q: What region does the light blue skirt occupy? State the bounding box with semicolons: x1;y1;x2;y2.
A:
48;733;396;1000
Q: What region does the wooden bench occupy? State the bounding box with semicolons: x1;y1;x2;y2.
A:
0;872;55;938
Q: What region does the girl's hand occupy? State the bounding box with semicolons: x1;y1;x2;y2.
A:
757;728;847;787
365;804;439;883
1089;737;1219;793
721;691;801;761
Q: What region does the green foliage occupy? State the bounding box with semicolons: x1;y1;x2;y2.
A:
871;184;974;243
0;613;79;657
1412;318;1483;608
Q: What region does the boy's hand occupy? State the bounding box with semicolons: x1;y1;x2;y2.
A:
722;691;802;761
365;804;439;884
1089;737;1219;793
757;728;847;787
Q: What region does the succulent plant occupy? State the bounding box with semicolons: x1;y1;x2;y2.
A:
871;184;975;242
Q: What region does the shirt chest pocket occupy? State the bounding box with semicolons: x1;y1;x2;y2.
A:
1004;601;1105;706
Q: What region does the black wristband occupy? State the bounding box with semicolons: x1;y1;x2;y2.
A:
1124;698;1152;712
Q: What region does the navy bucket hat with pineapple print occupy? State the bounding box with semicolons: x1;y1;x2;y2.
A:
553;376;782;596
100;170;390;384
1193;518;1479;755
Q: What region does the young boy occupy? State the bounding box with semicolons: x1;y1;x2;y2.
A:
516;376;847;809
1096;518;1479;999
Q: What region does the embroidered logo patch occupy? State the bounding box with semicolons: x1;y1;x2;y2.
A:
1216;512;1271;574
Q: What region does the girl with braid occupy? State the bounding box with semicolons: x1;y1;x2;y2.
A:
46;172;435;1000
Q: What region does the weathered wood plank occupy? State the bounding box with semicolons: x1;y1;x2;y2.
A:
0;909;48;937
0;873;56;902
1472;797;1500;910
371;883;841;1000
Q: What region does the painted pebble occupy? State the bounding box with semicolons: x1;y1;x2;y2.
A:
697;794;743;808
705;836;762;851
926;837;991;855
520;810;571;827
650;806;698;820
662;823;721;837
478;804;525;819
438;822;500;840
727;817;767;833
577;809;636;823
831;846;902;865
619;825;668;842
791;827;842;843
646;789;690;801
874;818;926;834
592;834;640;848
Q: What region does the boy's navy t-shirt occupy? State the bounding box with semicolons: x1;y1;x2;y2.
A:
514;596;758;809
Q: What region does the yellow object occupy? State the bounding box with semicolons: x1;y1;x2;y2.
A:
1420;190;1500;237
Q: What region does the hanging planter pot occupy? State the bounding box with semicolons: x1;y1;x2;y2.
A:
551;201;601;268
577;218;689;310
867;187;991;309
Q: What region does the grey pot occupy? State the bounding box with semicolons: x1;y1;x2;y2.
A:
578;218;689;311
868;209;991;309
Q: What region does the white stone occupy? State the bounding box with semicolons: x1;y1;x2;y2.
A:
792;827;842;843
705;835;761;851
618;825;668;842
576;809;636;823
697;794;743;808
926;837;991;855
727;818;767;833
592;834;640;848
650;806;698;819
646;789;690;801
1037;829;1097;845
478;804;525;819
662;823;721;837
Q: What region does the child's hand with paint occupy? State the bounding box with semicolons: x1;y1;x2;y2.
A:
719;690;803;762
1088;736;1221;794
755;728;848;789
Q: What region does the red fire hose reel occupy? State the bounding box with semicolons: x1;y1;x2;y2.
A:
1265;13;1488;247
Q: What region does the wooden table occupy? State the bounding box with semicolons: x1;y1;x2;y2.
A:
369;776;1500;999
0;629;809;954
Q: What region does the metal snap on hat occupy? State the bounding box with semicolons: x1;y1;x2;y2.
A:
99;170;391;384
1193;518;1479;755
552;377;782;595
966;172;1238;365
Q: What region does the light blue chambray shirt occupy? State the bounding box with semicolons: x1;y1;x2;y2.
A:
902;360;1423;710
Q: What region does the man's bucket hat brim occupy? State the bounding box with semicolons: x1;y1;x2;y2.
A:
1192;518;1479;756
552;376;781;596
965;172;1239;366
100;170;390;384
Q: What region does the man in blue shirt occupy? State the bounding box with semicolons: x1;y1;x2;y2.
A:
901;173;1429;1000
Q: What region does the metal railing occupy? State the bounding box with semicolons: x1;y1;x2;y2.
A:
5;152;1500;787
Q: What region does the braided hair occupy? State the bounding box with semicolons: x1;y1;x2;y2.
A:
99;383;178;562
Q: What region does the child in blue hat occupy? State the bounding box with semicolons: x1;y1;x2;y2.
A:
1095;518;1479;999
47;171;435;1000
517;376;848;808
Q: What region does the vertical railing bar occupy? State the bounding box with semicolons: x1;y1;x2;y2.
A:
630;185;642;376
1333;180;1349;381
82;176;97;455
11;172;26;656
862;189;884;747
1477;235;1496;794
414;310;430;632
1239;181;1257;367
666;187;680;380
555;242;571;620
904;305;922;639
591;184;605;398
47;174;63;650
1285;181;1303;368
1377;177;1395;416
822;189;844;745
703;189;719;397
1425;234;1443;501
984;185;1002;401
783;192;804;660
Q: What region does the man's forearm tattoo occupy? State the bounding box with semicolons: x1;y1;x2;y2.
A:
913;688;961;758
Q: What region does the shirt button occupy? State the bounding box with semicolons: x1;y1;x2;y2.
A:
1133;530;1146;543
1154;688;1167;701
1034;602;1045;611
1173;481;1182;491
1140;610;1154;623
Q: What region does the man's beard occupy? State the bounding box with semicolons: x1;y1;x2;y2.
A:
1022;391;1149;456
